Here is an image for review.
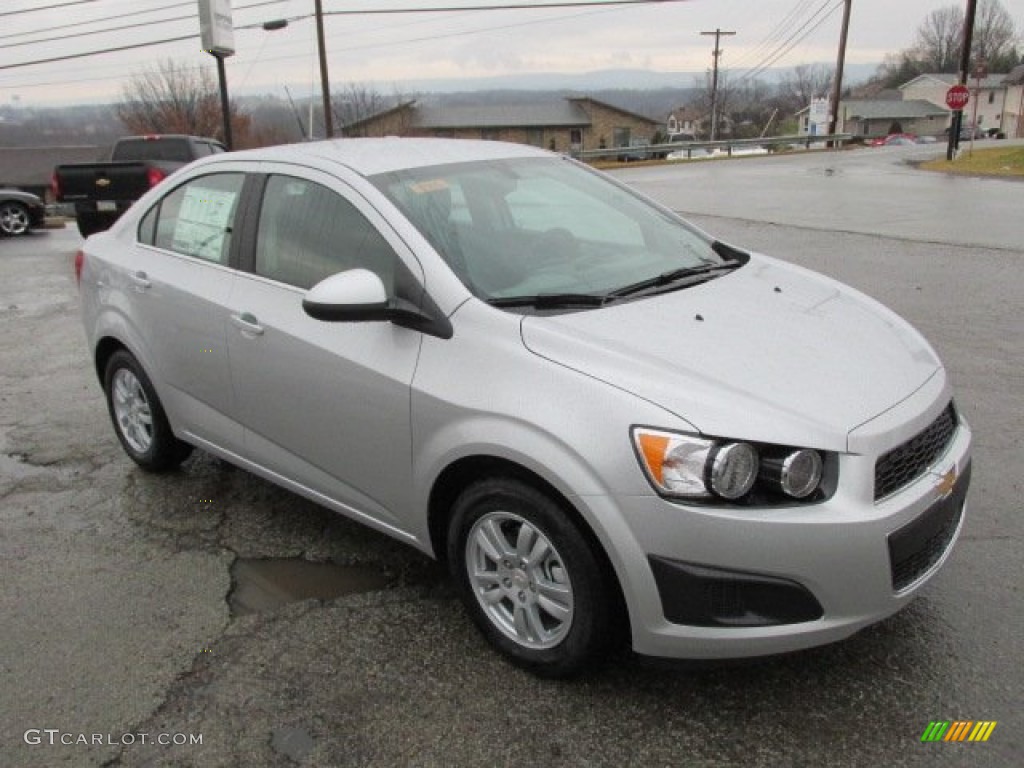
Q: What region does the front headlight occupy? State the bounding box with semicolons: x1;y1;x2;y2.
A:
632;428;827;504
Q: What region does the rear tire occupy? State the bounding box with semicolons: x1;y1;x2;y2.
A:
103;350;192;471
448;476;614;678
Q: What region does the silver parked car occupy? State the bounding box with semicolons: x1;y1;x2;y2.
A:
77;139;972;676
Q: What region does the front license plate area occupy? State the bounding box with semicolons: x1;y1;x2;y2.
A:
888;461;971;592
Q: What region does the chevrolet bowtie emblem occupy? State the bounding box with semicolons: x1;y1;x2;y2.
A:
95;178;111;187
935;467;957;498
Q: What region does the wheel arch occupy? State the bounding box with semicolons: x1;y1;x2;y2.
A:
427;454;630;643
94;335;130;385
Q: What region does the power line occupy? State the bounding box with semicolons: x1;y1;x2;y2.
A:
0;2;194;42
727;0;817;71
733;0;842;84
0;14;197;50
0;0;691;73
0;0;101;19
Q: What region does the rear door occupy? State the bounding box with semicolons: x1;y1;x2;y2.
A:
227;165;423;535
131;170;249;453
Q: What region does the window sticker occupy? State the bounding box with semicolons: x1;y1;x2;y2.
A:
408;179;450;195
173;185;237;261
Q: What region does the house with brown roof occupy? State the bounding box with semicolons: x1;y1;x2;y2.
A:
344;97;661;154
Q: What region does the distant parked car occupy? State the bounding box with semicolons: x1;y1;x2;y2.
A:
617;137;651;162
945;124;985;141
0;188;46;236
869;133;917;147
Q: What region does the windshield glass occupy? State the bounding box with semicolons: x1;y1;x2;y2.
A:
371;157;735;305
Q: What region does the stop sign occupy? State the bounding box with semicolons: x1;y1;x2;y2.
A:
946;84;970;110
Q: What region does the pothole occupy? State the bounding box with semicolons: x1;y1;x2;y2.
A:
229;557;393;616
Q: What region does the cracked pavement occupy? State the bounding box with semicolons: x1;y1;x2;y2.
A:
2;146;1022;767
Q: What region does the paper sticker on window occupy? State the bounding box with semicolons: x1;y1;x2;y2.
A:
408;179;450;195
173;186;237;262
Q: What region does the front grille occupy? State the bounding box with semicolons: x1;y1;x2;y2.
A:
875;403;957;501
888;462;970;591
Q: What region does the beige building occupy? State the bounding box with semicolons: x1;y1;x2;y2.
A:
344;97;661;154
899;72;1010;134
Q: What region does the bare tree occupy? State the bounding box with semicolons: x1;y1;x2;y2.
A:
912;1;1018;73
779;64;833;112
973;0;1018;70
914;6;963;72
118;59;250;144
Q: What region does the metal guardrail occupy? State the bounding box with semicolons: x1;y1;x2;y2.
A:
572;134;854;162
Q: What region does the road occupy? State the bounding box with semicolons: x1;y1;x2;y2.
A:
1;143;1021;767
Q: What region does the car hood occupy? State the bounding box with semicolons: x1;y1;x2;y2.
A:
520;254;942;452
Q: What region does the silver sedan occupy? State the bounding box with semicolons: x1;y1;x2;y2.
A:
77;139;971;677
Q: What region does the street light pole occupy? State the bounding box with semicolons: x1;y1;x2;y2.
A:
213;52;233;150
314;0;333;138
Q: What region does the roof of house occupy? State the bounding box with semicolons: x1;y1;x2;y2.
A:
346;96;660;132
414;101;591;129
0;145;102;186
1005;64;1024;86
901;72;1010;90
841;99;949;120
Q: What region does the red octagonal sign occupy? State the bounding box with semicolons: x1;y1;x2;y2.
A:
946;84;970;110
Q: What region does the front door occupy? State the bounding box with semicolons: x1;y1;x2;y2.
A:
227;168;423;535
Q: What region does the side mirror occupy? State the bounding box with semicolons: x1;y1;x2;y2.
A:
302;268;453;339
302;269;389;322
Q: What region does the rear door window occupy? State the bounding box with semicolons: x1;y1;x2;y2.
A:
144;173;245;264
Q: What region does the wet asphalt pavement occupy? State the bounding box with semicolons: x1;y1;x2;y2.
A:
1;144;1022;767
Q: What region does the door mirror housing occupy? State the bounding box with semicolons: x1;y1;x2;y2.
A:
303;269;389;321
303;268;453;339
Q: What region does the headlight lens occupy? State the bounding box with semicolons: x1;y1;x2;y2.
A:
760;448;824;499
708;442;758;499
633;428;826;504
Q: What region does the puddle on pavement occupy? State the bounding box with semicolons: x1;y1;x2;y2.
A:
229;558;393;616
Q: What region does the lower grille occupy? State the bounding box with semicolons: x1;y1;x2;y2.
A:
888;461;970;592
875;402;957;501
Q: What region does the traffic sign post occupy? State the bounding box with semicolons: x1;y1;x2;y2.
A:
945;85;970;161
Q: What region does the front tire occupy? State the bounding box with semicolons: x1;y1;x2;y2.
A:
103;350;192;471
448;477;614;677
0;201;30;236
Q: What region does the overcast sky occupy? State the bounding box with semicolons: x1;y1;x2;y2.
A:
1;0;1019;107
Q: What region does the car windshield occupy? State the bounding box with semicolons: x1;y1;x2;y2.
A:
371;157;738;308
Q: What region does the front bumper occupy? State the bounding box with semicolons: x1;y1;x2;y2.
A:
593;392;972;660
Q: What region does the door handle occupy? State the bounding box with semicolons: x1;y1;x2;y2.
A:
231;312;265;336
130;271;150;291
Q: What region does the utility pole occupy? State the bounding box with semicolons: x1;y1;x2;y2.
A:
701;28;736;141
827;0;852;147
314;0;334;138
946;0;978;160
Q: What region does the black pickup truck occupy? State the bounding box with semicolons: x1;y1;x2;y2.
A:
54;134;226;237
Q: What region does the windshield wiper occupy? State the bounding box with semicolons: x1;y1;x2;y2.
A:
606;259;742;300
487;293;606;309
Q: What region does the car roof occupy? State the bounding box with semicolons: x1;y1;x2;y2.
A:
212;137;553;178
